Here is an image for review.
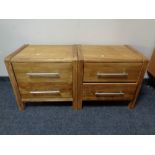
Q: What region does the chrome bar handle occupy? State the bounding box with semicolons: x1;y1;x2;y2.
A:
95;92;124;96
26;72;60;78
30;90;60;94
97;72;128;77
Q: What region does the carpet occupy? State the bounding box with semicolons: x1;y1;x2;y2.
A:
0;77;155;135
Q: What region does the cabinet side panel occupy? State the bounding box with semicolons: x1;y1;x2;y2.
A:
128;61;148;109
72;45;78;109
4;45;28;111
5;60;25;111
77;45;84;109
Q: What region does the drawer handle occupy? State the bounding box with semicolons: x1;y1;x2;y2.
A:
95;92;124;96
30;90;60;94
26;72;60;78
97;72;128;77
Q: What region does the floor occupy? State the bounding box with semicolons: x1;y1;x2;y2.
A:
0;77;155;135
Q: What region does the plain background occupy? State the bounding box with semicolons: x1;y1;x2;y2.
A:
0;19;155;76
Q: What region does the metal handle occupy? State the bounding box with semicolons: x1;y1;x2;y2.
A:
97;72;128;77
30;90;60;94
95;92;124;96
26;72;60;78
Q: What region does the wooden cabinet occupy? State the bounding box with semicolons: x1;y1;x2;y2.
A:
5;45;78;111
5;44;148;111
13;62;72;83
77;45;148;109
84;63;142;82
83;83;137;100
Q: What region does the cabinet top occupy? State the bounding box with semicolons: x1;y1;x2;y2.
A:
79;45;148;62
8;44;148;63
11;45;76;62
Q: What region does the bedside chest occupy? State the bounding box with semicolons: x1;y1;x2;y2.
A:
77;45;148;109
5;44;148;111
5;45;78;111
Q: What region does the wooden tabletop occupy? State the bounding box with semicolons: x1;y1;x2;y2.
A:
80;45;145;62
12;45;75;62
11;44;147;63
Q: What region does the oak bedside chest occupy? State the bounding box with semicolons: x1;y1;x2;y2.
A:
5;45;78;111
5;44;148;111
77;45;148;109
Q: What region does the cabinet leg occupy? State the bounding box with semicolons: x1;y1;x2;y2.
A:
128;101;136;109
18;101;25;112
72;101;78;109
77;100;83;109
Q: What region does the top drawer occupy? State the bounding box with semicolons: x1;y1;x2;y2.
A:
84;63;142;83
13;62;72;83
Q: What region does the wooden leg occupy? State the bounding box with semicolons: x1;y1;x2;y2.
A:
4;45;29;112
72;101;78;109
72;46;78;110
128;59;148;110
77;100;83;109
128;100;136;109
77;45;84;110
5;61;25;112
18;101;25;112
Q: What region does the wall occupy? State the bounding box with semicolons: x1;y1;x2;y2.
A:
0;19;155;76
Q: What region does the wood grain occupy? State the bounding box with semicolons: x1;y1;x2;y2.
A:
22;98;73;102
5;45;78;111
84;62;142;82
5;44;148;110
13;62;72;83
125;45;148;62
125;45;149;109
77;45;84;109
78;45;148;109
83;83;137;100
81;45;144;62
128;61;148;109
72;45;78;109
19;83;72;99
11;45;74;62
4;44;28;111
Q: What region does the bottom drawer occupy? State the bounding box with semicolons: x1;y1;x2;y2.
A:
83;83;137;100
19;83;72;100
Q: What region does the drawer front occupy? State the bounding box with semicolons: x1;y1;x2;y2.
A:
83;83;137;100
84;63;142;82
13;62;72;83
19;83;72;99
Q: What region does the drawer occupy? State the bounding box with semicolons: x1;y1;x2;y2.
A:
13;62;72;83
84;63;142;82
19;83;72;99
83;83;137;100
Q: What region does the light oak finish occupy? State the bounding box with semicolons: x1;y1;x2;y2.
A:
12;45;75;62
4;45;29;111
22;98;73;102
84;62;142;82
126;45;149;109
78;45;148;109
5;44;148;111
13;62;72;83
5;45;78;111
77;45;84;109
83;83;137;100
72;45;78;109
19;83;72;99
81;45;143;62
